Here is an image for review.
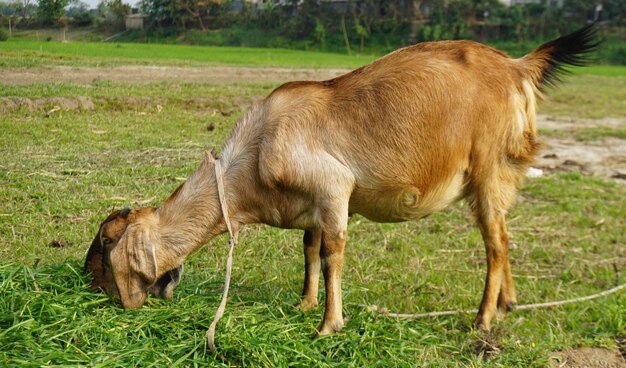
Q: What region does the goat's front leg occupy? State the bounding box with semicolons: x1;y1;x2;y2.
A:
296;229;322;311
314;200;350;337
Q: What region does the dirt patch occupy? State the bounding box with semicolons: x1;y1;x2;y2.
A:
471;328;506;361
618;336;626;361
535;115;626;184
0;95;252;115
551;347;626;368
539;116;626;131
0;96;95;113
0;65;350;85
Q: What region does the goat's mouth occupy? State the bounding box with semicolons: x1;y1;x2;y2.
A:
148;265;184;300
86;261;184;301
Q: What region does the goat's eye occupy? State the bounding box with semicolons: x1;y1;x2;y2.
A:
102;237;112;246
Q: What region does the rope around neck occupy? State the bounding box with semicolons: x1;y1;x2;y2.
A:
207;158;237;353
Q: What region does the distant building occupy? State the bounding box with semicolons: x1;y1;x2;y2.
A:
125;14;146;30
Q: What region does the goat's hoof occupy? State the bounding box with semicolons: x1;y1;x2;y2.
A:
505;302;517;312
295;297;318;312
473;316;491;332
313;320;344;338
496;300;517;318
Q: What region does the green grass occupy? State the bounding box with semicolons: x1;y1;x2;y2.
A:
573;65;626;77
0;39;375;69
541;75;626;118
0;78;624;366
2;39;626;77
540;124;626;141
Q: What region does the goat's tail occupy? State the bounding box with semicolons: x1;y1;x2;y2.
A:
504;25;597;169
522;23;599;90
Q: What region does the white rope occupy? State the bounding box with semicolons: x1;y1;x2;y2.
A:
363;282;626;319
207;158;237;353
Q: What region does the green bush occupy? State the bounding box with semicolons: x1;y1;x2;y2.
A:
597;38;626;65
179;27;301;49
0;28;8;42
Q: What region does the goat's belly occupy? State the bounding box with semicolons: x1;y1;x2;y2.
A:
349;174;465;223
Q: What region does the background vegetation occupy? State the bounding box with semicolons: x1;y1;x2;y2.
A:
1;0;625;64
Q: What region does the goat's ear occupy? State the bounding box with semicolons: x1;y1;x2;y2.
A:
127;225;158;283
84;229;119;296
85;209;126;295
111;224;157;309
119;207;131;217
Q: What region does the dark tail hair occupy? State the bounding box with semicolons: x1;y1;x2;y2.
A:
527;23;600;88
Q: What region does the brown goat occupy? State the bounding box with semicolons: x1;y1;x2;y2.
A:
85;25;597;335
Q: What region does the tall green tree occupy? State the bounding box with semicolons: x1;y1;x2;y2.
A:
96;0;130;31
176;0;222;31
37;0;71;24
604;0;626;25
141;0;183;28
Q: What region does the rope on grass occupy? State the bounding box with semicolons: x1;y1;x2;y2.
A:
207;157;238;353
363;282;626;319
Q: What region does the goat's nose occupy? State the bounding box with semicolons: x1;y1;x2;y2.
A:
121;291;147;310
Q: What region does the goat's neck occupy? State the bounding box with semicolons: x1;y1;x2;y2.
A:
154;154;226;271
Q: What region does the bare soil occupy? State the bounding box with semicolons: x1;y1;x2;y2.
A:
536;116;626;183
2;65;625;184
551;347;626;368
0;65;350;85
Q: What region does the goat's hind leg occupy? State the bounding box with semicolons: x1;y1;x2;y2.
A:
470;182;517;331
497;220;516;317
296;229;322;311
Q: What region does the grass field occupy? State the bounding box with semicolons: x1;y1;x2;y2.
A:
0;41;625;366
541;74;626;118
2;39;626;77
0;39;375;69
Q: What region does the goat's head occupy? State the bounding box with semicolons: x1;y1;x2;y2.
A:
84;207;183;308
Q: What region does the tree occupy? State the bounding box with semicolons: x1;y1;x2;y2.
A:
22;0;33;18
141;0;183;29
37;0;71;24
604;0;626;25
176;0;221;31
354;20;368;52
96;0;130;32
67;1;92;26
